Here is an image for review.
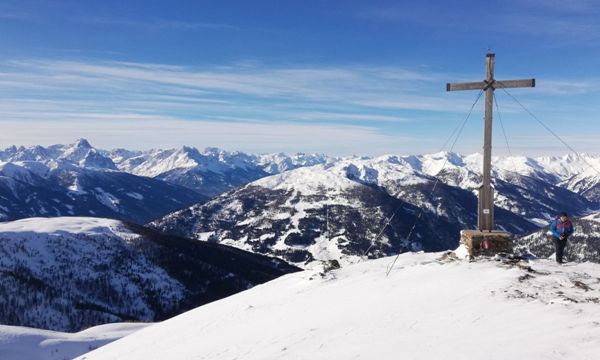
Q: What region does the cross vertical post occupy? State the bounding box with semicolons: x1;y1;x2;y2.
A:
481;53;495;231
447;53;535;255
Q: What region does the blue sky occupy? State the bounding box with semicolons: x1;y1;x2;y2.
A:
0;0;599;155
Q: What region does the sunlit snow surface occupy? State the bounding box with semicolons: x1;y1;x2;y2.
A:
78;252;600;360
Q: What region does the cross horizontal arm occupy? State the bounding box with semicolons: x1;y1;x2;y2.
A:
494;79;535;89
446;81;486;91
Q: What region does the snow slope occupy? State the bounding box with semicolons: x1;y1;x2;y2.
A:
78;252;600;360
0;322;149;360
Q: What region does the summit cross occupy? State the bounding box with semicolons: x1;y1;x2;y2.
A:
447;53;535;231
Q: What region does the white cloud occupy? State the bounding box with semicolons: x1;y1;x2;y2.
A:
0;59;465;112
0;58;597;156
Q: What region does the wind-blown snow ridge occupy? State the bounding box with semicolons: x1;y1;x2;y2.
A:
79;252;600;360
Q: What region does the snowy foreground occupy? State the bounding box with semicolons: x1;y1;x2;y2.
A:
0;322;149;360
78;252;600;360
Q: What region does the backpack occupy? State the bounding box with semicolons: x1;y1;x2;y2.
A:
550;215;573;237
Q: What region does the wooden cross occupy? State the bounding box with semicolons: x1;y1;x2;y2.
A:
447;53;535;231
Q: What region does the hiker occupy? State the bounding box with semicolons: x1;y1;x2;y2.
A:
550;212;573;264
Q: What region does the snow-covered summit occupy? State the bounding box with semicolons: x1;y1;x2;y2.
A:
253;156;430;196
78;252;600;360
58;139;117;170
0;139;116;171
256;151;334;174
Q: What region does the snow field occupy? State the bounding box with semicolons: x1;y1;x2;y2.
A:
79;252;600;360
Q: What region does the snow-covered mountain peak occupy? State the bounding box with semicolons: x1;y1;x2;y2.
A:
375;154;402;164
172;146;204;165
253;164;359;195
201;146;224;156
256;152;333;174
201;147;258;171
59;138;93;159
2;144;55;163
73;138;92;149
425;151;465;166
416;152;465;176
252;156;431;196
177;145;201;157
58;139;117;170
463;152;482;162
173;146;243;174
367;152;472;180
106;148;143;164
536;153;600;177
147;146;256;174
347;157;430;187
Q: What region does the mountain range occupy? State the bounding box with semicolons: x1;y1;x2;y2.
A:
107;144;334;197
0;139;331;223
1;140;599;267
0;140;206;224
150;154;599;267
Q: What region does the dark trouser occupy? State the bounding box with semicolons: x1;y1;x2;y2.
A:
553;237;567;263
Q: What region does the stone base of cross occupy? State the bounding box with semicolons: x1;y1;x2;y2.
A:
459;229;513;258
